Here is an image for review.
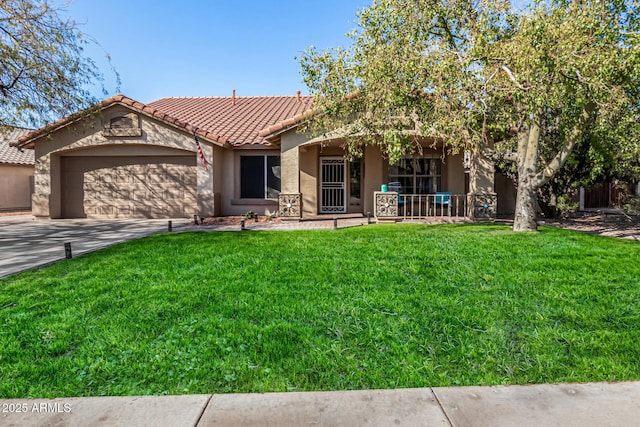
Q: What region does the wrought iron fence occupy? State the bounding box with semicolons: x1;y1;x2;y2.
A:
374;191;470;219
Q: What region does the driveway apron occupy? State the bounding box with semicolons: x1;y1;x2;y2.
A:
0;219;182;278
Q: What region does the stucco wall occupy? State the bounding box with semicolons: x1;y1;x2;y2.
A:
495;172;517;215
469;148;495;195
30;105;219;218
219;147;280;216
362;145;384;215
300;145;319;217
0;164;34;211
280;131;308;194
445;152;465;195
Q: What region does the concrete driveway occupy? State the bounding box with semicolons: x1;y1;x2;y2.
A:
0;217;188;278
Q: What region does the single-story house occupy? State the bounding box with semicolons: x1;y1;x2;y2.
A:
0;127;34;211
12;93;512;220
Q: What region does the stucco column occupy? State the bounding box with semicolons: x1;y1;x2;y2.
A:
197;142;216;216
363;145;384;216
280;137;300;193
32;155;51;218
278;133;304;218
469;145;497;220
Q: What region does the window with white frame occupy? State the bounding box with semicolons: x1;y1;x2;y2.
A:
388;157;442;194
240;155;281;199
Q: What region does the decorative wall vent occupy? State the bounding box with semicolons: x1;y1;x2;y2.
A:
102;113;142;137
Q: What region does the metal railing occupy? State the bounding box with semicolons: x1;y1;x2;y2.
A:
396;193;469;219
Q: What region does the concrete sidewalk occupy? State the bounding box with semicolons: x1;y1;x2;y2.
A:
1;381;639;427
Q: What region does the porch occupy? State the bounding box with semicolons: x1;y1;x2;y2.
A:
279;191;496;221
373;192;496;221
275;132;497;221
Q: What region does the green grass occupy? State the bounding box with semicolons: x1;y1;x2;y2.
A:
1;224;639;398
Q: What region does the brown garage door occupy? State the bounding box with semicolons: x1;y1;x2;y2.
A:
62;156;196;218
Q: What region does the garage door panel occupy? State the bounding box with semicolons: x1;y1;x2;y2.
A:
62;156;196;219
181;170;197;187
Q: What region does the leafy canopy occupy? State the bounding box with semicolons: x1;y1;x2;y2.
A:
300;0;640;170
0;0;114;129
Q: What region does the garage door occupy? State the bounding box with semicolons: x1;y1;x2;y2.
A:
62;156;196;218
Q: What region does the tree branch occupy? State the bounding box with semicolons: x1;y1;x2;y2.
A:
437;15;465;49
501;65;531;91
535;101;596;187
0;69;25;96
482;148;518;162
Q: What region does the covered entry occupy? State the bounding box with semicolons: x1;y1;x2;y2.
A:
61;155;196;218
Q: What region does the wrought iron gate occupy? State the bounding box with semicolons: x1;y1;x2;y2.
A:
320;157;346;213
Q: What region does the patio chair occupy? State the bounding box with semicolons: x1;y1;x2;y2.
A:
430;192;452;216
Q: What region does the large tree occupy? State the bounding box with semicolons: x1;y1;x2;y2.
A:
0;0;108;129
300;0;640;231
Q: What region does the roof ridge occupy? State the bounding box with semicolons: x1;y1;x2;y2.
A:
152;95;313;101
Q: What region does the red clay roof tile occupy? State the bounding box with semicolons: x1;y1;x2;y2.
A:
147;95;313;146
12;94;228;149
258;109;316;139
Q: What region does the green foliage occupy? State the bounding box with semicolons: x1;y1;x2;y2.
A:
0;0;115;128
243;210;258;220
1;225;639;397
300;0;640;228
624;196;640;214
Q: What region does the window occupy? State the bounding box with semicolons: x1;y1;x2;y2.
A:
464;171;470;194
350;160;361;206
240;155;281;199
388;157;441;194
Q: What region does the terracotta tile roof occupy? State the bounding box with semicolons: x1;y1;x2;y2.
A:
258;91;362;140
148;95;314;146
258;109;316;139
12;94;228;149
1;127;34;165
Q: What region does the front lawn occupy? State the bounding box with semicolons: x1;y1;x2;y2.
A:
1;224;639;397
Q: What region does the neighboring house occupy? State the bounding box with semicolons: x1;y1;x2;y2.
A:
12;93;503;220
0;127;34;211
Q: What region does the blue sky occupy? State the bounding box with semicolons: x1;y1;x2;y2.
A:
63;0;370;103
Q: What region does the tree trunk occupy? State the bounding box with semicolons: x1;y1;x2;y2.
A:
513;179;539;231
510;103;594;232
512;121;541;232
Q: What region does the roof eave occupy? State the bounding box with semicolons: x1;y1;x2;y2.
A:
257;109;315;141
11;95;230;150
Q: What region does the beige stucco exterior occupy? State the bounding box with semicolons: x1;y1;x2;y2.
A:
0;164;34;211
219;146;281;216
23;98;502;221
276;127;473;218
30;104;224;219
300;144;319;216
25;103;305;219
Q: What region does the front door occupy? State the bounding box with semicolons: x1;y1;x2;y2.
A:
320;157;346;213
